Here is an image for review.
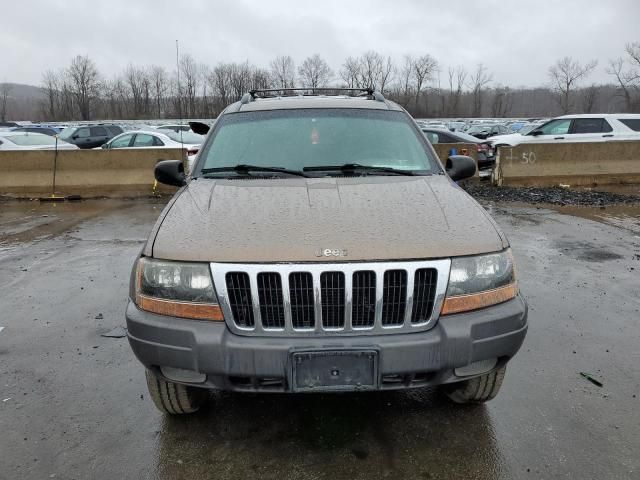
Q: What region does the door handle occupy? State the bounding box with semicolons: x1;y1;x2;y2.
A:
602;134;614;138
554;136;565;140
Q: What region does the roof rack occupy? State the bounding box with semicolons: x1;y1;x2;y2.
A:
240;88;385;104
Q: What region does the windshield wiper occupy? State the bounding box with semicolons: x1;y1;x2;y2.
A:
303;163;417;176
200;164;310;178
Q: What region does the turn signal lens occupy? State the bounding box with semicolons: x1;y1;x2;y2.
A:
441;283;518;315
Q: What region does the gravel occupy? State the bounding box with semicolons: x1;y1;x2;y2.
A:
464;182;640;206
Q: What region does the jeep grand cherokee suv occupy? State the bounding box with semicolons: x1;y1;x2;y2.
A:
126;88;528;414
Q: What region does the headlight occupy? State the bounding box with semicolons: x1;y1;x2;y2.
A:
135;258;223;321
442;249;518;315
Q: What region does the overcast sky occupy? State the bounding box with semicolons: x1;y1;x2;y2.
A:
2;0;638;88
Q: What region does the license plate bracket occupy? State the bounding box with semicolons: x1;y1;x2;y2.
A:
291;350;379;392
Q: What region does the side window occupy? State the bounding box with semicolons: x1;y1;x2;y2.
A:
570;118;609;134
437;133;456;143
109;134;133;148
133;134;156;147
152;136;165;146
90;126;108;137
423;131;439;144
76;128;91;138
534;119;571;135
618;119;640;131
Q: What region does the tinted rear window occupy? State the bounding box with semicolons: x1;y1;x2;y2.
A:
618;119;640;132
107;126;123;136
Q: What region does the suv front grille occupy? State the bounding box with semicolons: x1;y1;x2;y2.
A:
213;260;450;336
320;272;345;329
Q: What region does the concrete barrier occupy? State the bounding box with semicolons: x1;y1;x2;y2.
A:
0;148;187;197
433;143;479;177
494;141;640;187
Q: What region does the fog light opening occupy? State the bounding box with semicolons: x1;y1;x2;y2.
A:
454;358;498;377
160;366;206;384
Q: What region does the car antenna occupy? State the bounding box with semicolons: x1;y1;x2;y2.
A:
175;40;185;158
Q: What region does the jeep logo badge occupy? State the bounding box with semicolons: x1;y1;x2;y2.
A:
315;248;348;257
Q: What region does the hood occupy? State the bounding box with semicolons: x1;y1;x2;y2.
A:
487;133;523;145
150;175;507;262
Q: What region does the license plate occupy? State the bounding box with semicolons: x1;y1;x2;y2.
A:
291;350;378;392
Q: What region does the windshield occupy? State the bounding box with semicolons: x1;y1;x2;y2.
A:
519;124;541;135
165;130;205;144
2;134;57;146
196;109;437;176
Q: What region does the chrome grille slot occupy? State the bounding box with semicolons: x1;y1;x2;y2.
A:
411;268;438;324
381;270;407;326
212;260;451;337
257;272;285;329
289;272;315;329
225;272;254;328
320;272;345;329
352;271;376;328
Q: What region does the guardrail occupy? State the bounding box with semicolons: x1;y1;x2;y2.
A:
0;148;187;198
493;141;640;187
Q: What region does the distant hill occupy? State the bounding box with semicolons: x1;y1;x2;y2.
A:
1;83;46;101
0;83;45;121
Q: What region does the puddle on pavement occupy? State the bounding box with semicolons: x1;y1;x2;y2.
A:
548;204;640;235
0;198;165;247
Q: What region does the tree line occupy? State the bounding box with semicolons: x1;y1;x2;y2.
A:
1;43;640;122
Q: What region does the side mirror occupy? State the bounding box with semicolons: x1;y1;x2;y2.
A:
72;134;79;140
530;130;543;136
155;160;186;187
101;143;108;149
446;155;476;181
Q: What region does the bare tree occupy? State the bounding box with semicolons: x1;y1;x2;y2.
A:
413;54;439;112
447;66;467;117
581;84;600;113
67;55;101;120
0;83;12;121
548;56;597;114
491;86;514;117
298;54;332;88
607;42;640;112
269;55;296;89
124;64;147;117
180;54;200;117
340;56;361;88
470;63;493;117
150;65;168;118
41;70;60;120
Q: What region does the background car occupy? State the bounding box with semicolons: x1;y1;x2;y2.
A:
466;123;510;139
155;124;191;133
487;114;640;147
101;130;204;168
11;126;59;136
0;131;78;150
58;124;124;149
421;127;495;168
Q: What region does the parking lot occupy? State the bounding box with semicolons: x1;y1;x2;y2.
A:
0;197;637;479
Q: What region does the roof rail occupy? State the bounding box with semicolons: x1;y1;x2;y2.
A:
242;87;386;103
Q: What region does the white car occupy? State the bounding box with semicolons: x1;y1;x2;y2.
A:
487;114;640;147
100;130;204;169
0;131;79;150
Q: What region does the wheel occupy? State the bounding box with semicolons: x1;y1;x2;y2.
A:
444;366;506;404
145;369;208;414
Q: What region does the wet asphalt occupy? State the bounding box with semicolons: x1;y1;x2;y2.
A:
0;198;639;480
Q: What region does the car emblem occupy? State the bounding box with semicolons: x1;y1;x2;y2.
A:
315;248;348;257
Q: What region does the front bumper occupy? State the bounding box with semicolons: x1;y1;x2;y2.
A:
126;294;528;392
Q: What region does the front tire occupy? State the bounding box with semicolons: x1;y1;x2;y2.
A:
444;366;506;404
145;369;208;414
